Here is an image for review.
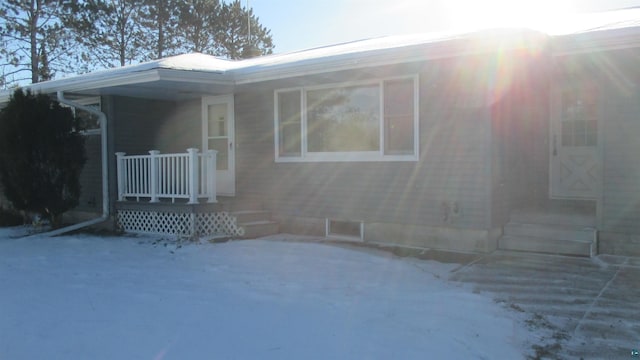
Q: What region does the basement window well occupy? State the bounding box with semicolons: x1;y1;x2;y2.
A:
326;219;364;241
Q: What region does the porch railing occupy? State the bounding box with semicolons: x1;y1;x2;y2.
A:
116;148;217;204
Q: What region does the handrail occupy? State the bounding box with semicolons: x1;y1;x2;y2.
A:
116;149;217;204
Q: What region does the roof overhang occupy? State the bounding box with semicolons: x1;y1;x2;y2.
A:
0;59;236;103
552;25;640;56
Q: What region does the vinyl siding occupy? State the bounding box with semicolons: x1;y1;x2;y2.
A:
601;81;640;233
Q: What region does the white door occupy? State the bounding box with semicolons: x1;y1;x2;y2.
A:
550;85;599;199
203;95;235;196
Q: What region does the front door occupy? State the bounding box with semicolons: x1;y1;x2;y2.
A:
202;95;235;196
550;85;600;199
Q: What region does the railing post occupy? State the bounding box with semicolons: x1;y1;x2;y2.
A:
207;149;218;203
187;148;199;204
115;152;126;201
149;150;160;203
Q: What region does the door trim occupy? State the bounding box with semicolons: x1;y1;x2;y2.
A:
202;94;235;196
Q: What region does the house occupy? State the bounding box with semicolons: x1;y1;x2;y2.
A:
1;8;639;256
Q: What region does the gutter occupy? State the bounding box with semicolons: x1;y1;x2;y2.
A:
29;92;110;237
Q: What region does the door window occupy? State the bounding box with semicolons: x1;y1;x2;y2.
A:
560;88;597;147
207;103;229;170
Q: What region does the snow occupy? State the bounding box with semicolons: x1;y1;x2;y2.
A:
0;228;538;359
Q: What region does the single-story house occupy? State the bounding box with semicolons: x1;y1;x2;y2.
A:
1;8;639;256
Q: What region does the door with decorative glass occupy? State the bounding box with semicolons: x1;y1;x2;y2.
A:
550;85;600;199
202;95;235;196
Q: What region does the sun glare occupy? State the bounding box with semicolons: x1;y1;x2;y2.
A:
443;0;577;33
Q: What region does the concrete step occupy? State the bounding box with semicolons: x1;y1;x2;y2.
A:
499;235;595;257
509;210;595;227
504;222;596;242
232;210;271;224
240;220;279;239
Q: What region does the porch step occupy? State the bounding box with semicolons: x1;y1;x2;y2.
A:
500;223;597;257
239;220;279;239
231;210;279;238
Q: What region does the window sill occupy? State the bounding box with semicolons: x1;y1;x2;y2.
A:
275;152;418;163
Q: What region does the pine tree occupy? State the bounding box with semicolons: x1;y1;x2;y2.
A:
0;89;86;228
139;0;181;60
0;0;79;85
73;0;146;68
217;1;274;59
176;0;223;54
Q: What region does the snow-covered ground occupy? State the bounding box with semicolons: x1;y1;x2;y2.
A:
0;228;538;359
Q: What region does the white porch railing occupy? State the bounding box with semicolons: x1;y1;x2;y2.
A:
116;148;217;204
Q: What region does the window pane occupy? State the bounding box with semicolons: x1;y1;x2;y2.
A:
384;79;414;154
76;108;101;131
561;87;598;148
208;138;228;170
277;91;301;156
561;121;573;146
329;220;361;238
307;85;379;152
208;104;227;137
586;119;597;146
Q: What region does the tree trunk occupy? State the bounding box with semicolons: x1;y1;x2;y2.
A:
30;0;40;83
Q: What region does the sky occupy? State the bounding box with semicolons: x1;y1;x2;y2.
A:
248;0;640;54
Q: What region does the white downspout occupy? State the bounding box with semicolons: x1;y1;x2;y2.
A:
31;91;110;237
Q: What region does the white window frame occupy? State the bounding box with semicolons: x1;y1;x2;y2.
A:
274;75;419;162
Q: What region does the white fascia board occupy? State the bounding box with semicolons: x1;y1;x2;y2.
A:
155;68;234;85
2;70;162;98
0;68;233;104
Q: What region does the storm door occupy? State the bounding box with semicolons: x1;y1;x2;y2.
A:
550;85;600;199
202;95;235;196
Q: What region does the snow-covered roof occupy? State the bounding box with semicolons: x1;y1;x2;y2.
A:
1;7;639;102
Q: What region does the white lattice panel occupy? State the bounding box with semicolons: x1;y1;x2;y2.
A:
196;212;244;237
117;210;243;237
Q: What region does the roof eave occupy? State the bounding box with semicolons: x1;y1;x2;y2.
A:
552;26;640;56
0;67;234;103
233;31;549;85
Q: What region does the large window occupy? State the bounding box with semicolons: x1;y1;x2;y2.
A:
274;76;418;162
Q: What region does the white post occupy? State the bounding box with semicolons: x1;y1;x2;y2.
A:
187;148;199;204
149;150;160;203
207;149;218;203
115;152;126;201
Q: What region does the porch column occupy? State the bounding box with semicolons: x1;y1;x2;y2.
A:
207;149;218;203
149;150;160;203
115;152;126;201
187;148;199;204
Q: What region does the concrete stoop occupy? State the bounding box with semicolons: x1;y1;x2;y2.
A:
499;222;597;257
232;210;279;238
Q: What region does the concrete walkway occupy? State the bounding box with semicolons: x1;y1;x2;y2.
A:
450;251;640;359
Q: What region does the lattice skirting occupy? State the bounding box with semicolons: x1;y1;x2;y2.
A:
116;210;244;237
